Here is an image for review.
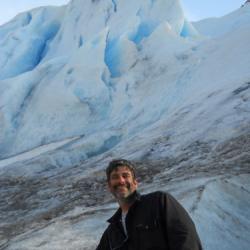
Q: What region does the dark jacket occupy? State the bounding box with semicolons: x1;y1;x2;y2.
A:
96;191;202;250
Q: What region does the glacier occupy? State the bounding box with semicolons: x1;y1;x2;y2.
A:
0;0;249;249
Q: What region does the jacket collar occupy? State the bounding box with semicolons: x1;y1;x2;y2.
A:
107;191;141;223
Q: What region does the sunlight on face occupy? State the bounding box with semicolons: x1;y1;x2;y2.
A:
108;166;138;200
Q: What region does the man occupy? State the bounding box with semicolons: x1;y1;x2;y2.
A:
96;159;202;250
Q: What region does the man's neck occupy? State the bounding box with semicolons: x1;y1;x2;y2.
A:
118;191;137;213
120;202;131;213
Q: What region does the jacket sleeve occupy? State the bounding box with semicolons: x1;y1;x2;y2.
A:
160;192;202;250
96;229;110;250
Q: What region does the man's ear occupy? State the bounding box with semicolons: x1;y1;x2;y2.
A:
134;178;138;187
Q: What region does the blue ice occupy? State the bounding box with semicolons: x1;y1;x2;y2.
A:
180;20;193;37
129;21;156;44
0;21;60;80
104;37;121;77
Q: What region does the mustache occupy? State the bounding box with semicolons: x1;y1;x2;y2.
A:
114;183;131;190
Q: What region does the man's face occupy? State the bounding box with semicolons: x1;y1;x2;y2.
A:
108;166;138;200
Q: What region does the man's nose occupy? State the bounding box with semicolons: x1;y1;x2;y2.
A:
117;176;126;184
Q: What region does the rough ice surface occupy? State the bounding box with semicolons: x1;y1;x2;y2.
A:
0;0;249;250
193;4;250;38
0;7;64;80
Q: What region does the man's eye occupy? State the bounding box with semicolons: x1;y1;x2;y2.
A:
123;174;130;178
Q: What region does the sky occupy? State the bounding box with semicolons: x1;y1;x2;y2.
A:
0;0;245;25
181;0;243;21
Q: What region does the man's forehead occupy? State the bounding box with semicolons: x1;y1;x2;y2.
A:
111;166;132;174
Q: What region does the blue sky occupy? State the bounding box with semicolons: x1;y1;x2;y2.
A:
0;0;244;25
181;0;243;21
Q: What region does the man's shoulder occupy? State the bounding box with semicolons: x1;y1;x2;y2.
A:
102;222;113;235
142;190;170;196
135;191;172;212
141;190;171;200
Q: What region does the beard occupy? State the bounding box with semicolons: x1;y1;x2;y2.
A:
112;183;137;204
113;183;131;197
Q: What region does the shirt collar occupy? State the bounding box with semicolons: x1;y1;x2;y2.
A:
107;191;141;223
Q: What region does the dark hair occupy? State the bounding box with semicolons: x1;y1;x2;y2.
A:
106;159;136;181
